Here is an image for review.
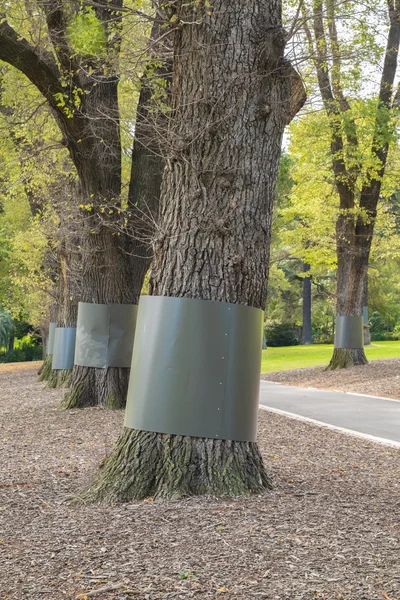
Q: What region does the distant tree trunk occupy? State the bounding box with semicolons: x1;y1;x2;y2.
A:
8;335;14;352
48;216;81;389
80;0;306;503
362;275;371;346
38;303;57;380
302;263;312;344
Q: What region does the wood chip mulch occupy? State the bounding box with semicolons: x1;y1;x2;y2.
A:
1;364;399;600
261;357;400;400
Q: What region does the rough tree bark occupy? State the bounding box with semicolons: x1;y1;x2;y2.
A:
79;0;306;503
0;5;166;407
303;0;400;369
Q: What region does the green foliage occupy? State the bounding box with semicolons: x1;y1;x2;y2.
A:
264;321;299;348
0;307;14;347
67;9;107;57
367;311;400;341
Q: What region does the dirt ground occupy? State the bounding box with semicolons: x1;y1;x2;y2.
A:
0;364;399;600
262;357;400;400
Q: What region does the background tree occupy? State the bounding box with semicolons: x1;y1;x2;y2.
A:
296;0;400;368
267;106;400;348
0;1;167;406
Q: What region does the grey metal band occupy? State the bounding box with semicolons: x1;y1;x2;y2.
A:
52;328;77;370
363;306;369;326
334;316;364;349
124;295;263;442
74;302;138;368
47;322;56;355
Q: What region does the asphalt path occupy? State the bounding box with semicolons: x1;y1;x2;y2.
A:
259;380;400;446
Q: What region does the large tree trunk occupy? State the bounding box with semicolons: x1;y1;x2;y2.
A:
79;0;305;503
60;225;146;409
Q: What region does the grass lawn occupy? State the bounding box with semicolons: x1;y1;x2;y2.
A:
261;340;400;373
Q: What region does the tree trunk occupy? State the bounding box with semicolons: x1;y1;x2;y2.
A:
49;221;81;390
60;225;145;408
302;263;312;344
61;18;167;410
38;303;57;381
362;276;371;346
79;0;305;503
326;214;368;369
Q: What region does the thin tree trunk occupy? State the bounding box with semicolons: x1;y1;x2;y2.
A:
38;303;57;381
302;263;312;344
362;275;371;346
79;0;305;503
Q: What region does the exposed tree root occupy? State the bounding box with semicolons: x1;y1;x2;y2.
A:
77;428;272;504
47;369;72;389
47;369;59;388
59;366;129;409
326;348;368;370
37;355;53;382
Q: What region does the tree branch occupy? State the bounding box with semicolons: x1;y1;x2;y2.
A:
37;0;78;77
359;0;400;213
310;0;354;210
0;18;63;111
0;18;85;174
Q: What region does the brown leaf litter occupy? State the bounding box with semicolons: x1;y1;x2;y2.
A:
0;364;399;599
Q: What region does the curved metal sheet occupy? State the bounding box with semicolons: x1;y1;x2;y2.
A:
52;328;77;370
47;322;56;355
334;315;364;349
74;302;138;368
124;295;263;442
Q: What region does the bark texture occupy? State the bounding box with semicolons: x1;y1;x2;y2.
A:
38;355;53;382
79;429;271;503
81;0;305;503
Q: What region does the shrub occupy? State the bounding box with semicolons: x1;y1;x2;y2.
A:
369;311;388;341
264;321;299;347
0;335;42;363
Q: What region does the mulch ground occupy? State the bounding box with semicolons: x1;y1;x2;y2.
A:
1;364;399;600
262;357;400;400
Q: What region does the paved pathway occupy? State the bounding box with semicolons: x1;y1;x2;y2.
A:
259;380;400;446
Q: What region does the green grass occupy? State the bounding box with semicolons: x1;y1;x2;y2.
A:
261;340;400;373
